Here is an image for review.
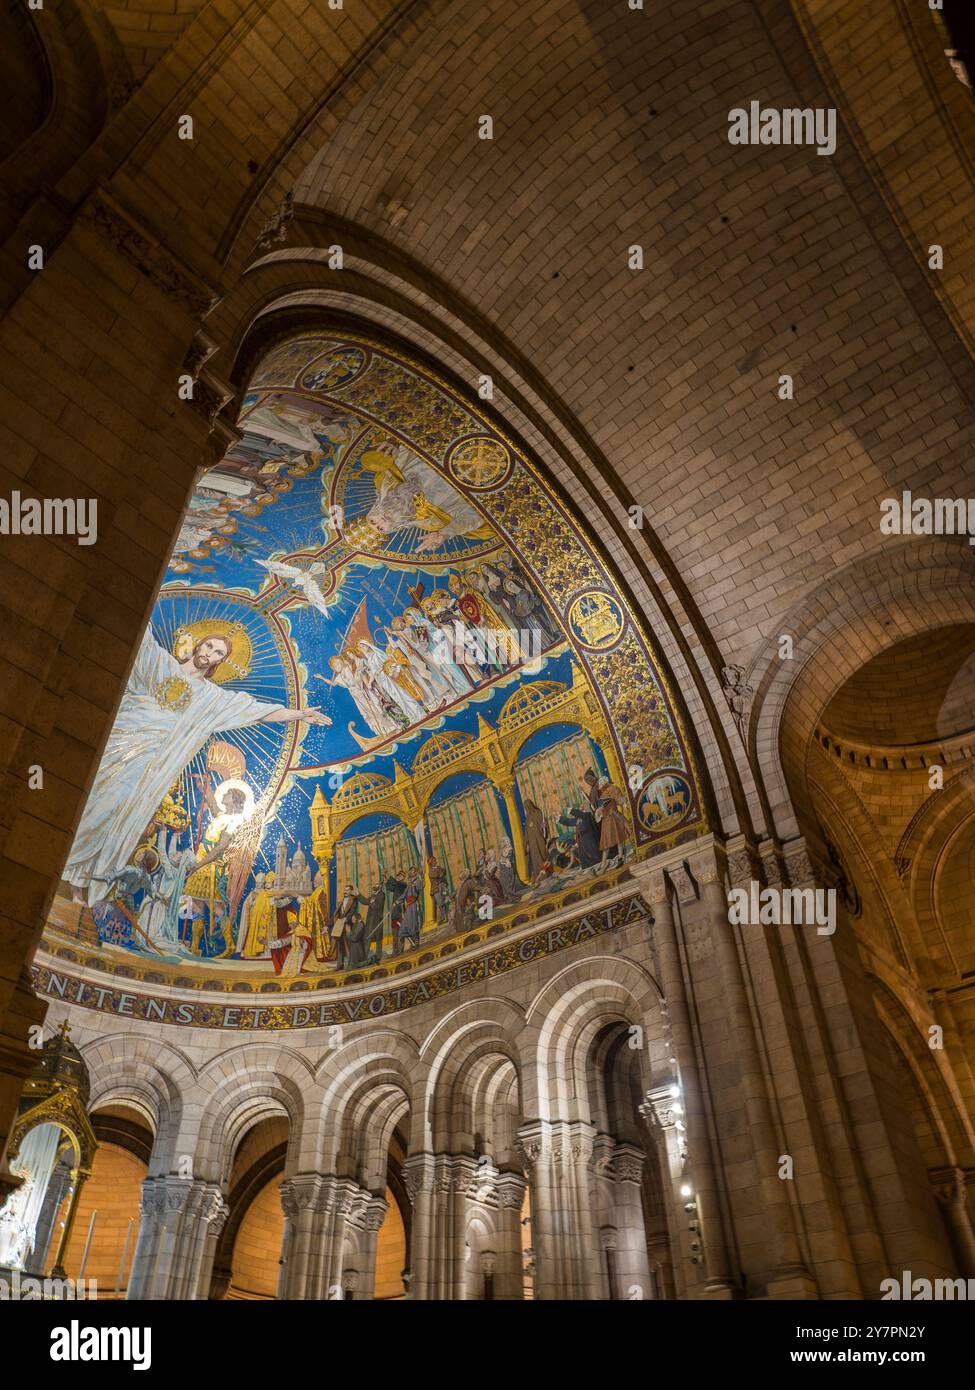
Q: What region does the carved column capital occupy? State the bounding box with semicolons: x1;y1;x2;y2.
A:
613;1142;646;1186
725;845;759;889
494;1172;528;1210
517;1119;595;1168
782;839;817;888
186;371;236;427
199;1184;229;1228
588;1133;617;1178
363;1195;389;1232
930;1166;968;1210
279;1173;331;1218
759;847;785;888
640;1083;679;1131
401;1154;436;1204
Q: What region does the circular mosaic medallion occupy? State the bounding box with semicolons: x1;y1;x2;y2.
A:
447;436;511;489
567;590;625;650
637;771;693;834
300;346;367;392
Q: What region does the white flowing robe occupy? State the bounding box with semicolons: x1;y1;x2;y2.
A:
64;628;287;905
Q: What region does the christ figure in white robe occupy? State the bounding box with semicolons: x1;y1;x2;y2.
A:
64;627;331;906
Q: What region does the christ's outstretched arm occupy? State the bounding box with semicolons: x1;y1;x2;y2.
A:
259;706;332;727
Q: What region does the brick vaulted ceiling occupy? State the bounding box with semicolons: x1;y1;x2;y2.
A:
282;0;975;676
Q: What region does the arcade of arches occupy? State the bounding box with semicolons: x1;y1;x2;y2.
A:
0;0;974;1302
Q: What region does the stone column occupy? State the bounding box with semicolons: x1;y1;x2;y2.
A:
321;1180;363;1298
279;1175;326;1300
587;1134;617;1299
127;1177;227;1300
447;1155;480;1299
774;836;953;1291
402;1154;437;1299
518;1119;597;1300
493;1172;528;1300
642;1083;697;1297
693;848;816;1298
403;1154;525;1300
931;1168;975;1278
276;1205;293;1301
357;1195;389;1300
279;1174;376;1300
647;1231;675;1299
637;865;738;1297
194;1190;229;1301
611;1143;653;1299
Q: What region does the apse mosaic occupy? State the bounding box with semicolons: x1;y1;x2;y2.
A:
44;334;705;990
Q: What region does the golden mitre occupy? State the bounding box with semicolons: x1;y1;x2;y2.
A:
173;619;253;683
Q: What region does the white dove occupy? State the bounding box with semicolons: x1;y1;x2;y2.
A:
255;557;333;617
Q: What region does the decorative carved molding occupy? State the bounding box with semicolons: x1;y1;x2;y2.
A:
517;1120;594;1168
645;871;669;905
187;372;235;427
588;1134;616;1178
139;1176;224;1221
78;190;218;320
204;415;244;465
667;863;698;905
181;333;218;379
